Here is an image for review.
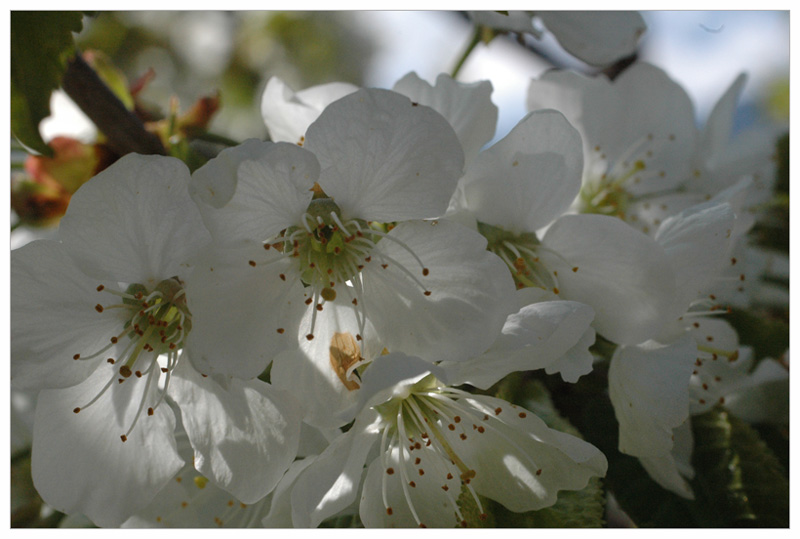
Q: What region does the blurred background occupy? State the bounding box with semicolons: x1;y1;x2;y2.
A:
39;11;790;147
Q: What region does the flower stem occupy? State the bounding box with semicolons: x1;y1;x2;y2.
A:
450;27;482;79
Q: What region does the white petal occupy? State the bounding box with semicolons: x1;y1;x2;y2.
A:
443;300;595;388
31;364;183;527
261;76;358;143
304;88;464;221
700;73;747;163
290;412;382;528
169;359;303;503
124;461;273;528
541;214;676;345
58;153;209;285
655;201;736;314
193;142;319;244
608;335;697;458
359;444;463;528
184;244;307;379
456;394;608;513
460;110;583;233
469;10;538;34
537;11;646;66
638;420;695;499
360;219;516;363
190;138;271;209
393;72;497;166
270;303;379;429
11;240;123;389
261;458;318;527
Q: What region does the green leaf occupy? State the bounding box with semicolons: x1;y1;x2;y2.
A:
691;407;789;527
10;12;84;156
469;375;606;527
726;308;789;362
544;367;702;527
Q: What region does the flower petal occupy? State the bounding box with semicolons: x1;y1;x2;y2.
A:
608;335;697;458
169;359;303;503
455;394;608;513
537;11;646;66
58;153;209;285
261;76;358;143
11;240;128;389
360;219;516;363
31;364;183;527
184;244;307;379
192;141;319;244
304;88;464;221
392;72;497;166
460;110;583;233
443;300;595;388
290;412;382;528
541;213;676;345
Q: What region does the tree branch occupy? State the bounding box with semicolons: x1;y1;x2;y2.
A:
61;52;166;156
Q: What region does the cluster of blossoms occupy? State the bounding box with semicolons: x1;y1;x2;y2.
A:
11;12;787;528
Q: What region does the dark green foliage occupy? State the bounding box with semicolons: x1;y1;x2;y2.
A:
11;12;84;156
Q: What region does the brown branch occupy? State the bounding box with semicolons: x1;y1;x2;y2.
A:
61;52;166;156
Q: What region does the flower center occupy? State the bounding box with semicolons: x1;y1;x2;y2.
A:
577;133;679;225
72;277;191;441
252;197;430;342
478;221;566;294
373;375;490;527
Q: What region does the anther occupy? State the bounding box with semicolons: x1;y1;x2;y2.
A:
73;407;80;414
422;268;429;276
95;304;104;313
306;334;314;340
119;366;132;378
96;285;105;291
147;407;154;416
120;435;128;442
248;260;256;267
73;354;81;360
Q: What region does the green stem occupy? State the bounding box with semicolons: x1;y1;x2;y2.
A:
192;131;242;147
450;27;483;79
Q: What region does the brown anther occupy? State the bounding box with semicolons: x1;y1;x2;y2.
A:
386;467;395;475
306;334;314;340
96;285;105;291
495;407;502;415
460;434;467;440
447;473;454;480
107;358;115;364
381;264;388;269
73;407;80;414
277;328;285;334
423;290;431;296
305;297;313;305
518;412;527;418
119;366;132;378
553;287;560;294
442;485;449;491
731;257;737;265
409;481;416;488
448;424;455;431
386;508;393;516
95;304;104;313
263;243;271;250
279;273;286;281
477;426;485;433
73;354;81;360
422;268;429;276
135;371;143;378
248;260;256;267
316;304;323;311
161;367;168;373
536;469;542;476
120;435;128;442
572;267;579;272
148;407;154;416
415;457;421;465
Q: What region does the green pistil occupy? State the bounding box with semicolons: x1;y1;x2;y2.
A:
477;221;555;292
578;160;644;219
